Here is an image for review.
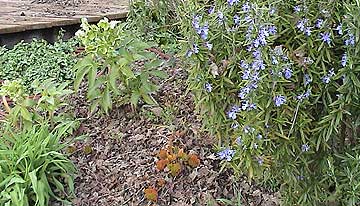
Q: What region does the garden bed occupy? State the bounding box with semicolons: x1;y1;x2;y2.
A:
66;62;280;206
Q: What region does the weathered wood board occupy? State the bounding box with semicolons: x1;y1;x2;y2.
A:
0;0;128;34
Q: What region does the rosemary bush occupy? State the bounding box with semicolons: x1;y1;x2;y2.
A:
178;0;360;205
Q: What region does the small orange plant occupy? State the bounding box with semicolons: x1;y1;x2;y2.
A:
144;187;158;203
155;144;201;176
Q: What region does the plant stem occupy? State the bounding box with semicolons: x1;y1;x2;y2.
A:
2;96;11;113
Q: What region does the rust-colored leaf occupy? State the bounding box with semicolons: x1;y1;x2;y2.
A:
144;187;158;202
168;163;181;176
188;154;200;168
156;159;168;171
158;149;168;160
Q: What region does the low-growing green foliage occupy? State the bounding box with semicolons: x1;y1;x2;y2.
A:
74;18;167;114
177;0;360;205
127;0;181;54
0;37;77;92
0;122;78;206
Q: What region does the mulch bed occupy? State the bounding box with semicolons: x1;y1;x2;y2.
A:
66;60;280;206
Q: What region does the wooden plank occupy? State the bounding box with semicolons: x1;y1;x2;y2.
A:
0;24;25;34
0;0;129;34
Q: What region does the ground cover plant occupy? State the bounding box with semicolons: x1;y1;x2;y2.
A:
178;0;360;205
0;37;77;92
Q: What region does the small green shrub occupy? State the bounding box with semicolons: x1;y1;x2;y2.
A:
0;38;77;92
178;0;360;205
0;122;78;206
0;79;73;130
74;18;167;114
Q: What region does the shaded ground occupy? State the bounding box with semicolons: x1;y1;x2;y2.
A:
67;60;280;206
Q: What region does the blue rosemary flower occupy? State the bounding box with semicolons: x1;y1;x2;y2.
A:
297;175;305;180
242;2;250;12
234;15;240;25
227;0;238;7
241;100;252;110
227;105;240;120
252;49;262;59
322;68;335;84
185;50;193;58
271;56;278;65
199;23;209;40
193;44;199;54
204;82;212;92
268;25;277;35
217;11;224;23
244;15;252;23
238;86;251;99
236;137;242;145
301;144;310;152
345;33;355;46
315;18;324;28
269;7;276;15
297;89;311;102
252;59;265;70
296;18;308;32
244;126;255;134
231;122;239;129
322;76;330;84
206;42;213;50
283;67;293;79
335;24;343;35
256;157;264;165
218;148;235;161
274;95;286;107
257;134;263;140
321;32;331;45
294;5;301;13
192;15;201;30
341;53;347;67
240;60;249;69
304;27;311;37
208;6;215;14
242;69;251;80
